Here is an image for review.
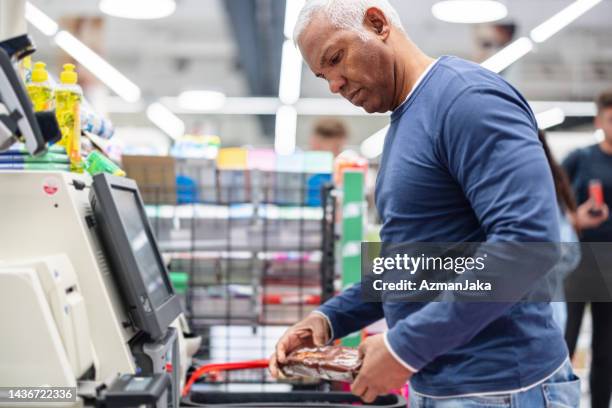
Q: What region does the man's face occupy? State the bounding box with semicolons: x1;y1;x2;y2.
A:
298;12;396;114
596;107;612;144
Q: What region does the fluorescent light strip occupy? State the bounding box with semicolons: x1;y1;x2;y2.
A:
99;0;176;20
178;90;227;111
481;37;534;74
284;0;306;39
536;108;566;130
530;0;602;43
360;125;390;159
432;0;508;24
115;98;597;119
279;40;303;105
480;0;603;76
25;2;58;36
155;97;388;116
103;96;145;113
297;98;387;116
54;31;141;103
157;96;280;115
275;105;297;155
530;101;596;117
146;102;185;140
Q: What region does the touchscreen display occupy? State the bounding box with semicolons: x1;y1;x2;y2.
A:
112;187;171;308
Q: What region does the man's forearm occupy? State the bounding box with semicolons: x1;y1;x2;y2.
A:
316;283;385;341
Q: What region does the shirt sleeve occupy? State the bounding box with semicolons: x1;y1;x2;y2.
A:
385;85;561;371
316;283;385;341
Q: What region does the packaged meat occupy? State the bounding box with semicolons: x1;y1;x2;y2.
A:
279;346;361;382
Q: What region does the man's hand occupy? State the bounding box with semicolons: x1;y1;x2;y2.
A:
575;198;609;230
351;334;413;403
268;313;331;379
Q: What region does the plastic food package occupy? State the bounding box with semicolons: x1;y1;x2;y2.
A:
280;346;361;382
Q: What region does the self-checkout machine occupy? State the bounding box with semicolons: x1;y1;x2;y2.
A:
0;169;193;407
0;6;199;407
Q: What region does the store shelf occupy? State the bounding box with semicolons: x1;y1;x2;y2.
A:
145;203;324;220
159;241;323;252
164;250;322;260
154;178;338;380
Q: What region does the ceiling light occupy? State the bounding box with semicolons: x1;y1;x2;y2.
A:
160;97;281;115
99;0;176;20
178;90;227;112
103;96;145;113
296;98;385;116
360;125;390;159
481;37;533;73
284;0;306;39
54;31;141;103
148;97;598;119
146;102;185;140
536;108;565;130
25;2;58;36
529;101;596;117
279;40;303;105
275;105;297;156
432;0;507;24
530;0;602;43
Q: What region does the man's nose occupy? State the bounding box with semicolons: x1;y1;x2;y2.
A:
328;76;346;94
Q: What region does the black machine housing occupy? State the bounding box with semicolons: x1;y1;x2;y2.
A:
90;173;182;340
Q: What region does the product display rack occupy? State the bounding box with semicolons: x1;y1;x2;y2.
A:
140;162;337;388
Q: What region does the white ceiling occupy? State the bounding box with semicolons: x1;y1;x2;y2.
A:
24;0;612;147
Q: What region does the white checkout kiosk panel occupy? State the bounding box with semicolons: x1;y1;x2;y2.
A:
0;173;183;408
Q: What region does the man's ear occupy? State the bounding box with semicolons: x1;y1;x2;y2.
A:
363;7;391;40
595;114;602;130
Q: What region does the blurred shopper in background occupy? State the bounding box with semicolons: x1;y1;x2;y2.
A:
308;117;349;157
538;131;608;332
562;90;612;408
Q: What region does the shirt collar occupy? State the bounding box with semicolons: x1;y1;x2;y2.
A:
393;58;440;113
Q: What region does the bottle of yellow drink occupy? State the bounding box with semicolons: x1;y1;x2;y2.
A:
26;61;53;112
21;56;32;83
55;63;83;172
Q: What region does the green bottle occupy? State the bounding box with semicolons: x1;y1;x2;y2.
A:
85;151;126;177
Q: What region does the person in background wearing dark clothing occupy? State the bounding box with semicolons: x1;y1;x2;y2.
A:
308;117;349;157
562;89;612;408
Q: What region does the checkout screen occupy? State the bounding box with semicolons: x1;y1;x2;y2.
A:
112;187;172;309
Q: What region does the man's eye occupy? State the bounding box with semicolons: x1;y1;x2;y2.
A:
330;51;343;66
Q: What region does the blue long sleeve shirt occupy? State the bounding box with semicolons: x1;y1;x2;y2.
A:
318;56;568;397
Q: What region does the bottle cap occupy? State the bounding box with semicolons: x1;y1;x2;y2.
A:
60;63;78;84
32;61;49;83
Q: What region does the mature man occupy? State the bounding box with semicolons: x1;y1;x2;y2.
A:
269;1;580;406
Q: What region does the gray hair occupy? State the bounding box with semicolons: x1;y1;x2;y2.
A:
294;0;405;43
